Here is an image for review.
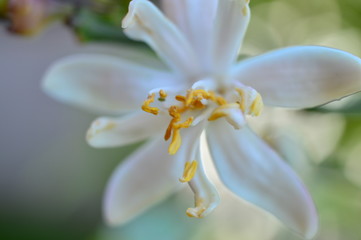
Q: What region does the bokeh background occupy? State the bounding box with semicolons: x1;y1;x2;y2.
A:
1;0;361;239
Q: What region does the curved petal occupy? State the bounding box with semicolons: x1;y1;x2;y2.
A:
206;121;318;239
186;148;220;218
86;111;169;148
80;43;168;71
232;46;361;108
161;0;218;72
123;0;199;76
104;124;205;225
213;0;250;72
42;54;178;114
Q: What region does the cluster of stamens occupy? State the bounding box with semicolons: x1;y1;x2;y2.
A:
141;87;263;183
142;89;226;153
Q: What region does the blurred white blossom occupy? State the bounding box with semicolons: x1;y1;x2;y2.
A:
43;0;361;239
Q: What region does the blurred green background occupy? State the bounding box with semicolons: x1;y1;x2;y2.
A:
1;0;361;239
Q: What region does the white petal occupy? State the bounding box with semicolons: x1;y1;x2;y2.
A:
161;0;218;72
213;0;250;72
80;43;168;71
186;148;220;218
123;0;199;76
206;121;318;239
104;124;205;225
104;136;181;226
42;54;178;114
232;46;361;108
86;111;168;148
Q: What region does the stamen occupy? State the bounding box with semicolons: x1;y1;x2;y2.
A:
179;160;198;183
165;106;181;142
169;129;182;155
208;103;241;121
185;89;195;106
208;109;228;121
175;95;186;103
215;95;227;105
208;103;246;129
186;89;212;107
235;87;263;116
141;93;159;115
174;117;194;129
164;118;176;141
158;89;167;101
168;117;193;154
186;198;206;218
165;89;228;154
142;88;248;155
249;93;263;116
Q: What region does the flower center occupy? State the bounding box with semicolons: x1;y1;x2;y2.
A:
141;83;264;155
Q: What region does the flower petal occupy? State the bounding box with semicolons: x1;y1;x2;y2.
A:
232;46;361;108
206;121;318;239
80;43;168;70
42;54;178;114
161;0;218;72
123;0;199;76
213;0;250;72
104;124;204;225
186;148;220;218
86;111;169;148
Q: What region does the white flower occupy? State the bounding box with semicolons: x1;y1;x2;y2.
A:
42;0;361;239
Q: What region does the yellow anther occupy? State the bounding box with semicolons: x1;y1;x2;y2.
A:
175;95;186;102
186;208;206;218
208;112;227;121
167;117;193;154
164;119;175;141
158;89;167;101
168;105;181;118
185;89;210;106
141;93;159;115
186;198;206;218
185;90;195;106
192;99;206;109
208;103;240;121
168;129;182;155
159;90;167;98
215;96;227;105
174;117;194;129
165;106;182;141
249;93;263;116
179;160;198;183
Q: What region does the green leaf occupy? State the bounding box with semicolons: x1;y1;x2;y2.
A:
70;0;146;46
0;0;8;18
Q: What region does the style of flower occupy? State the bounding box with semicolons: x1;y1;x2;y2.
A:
42;0;361;238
